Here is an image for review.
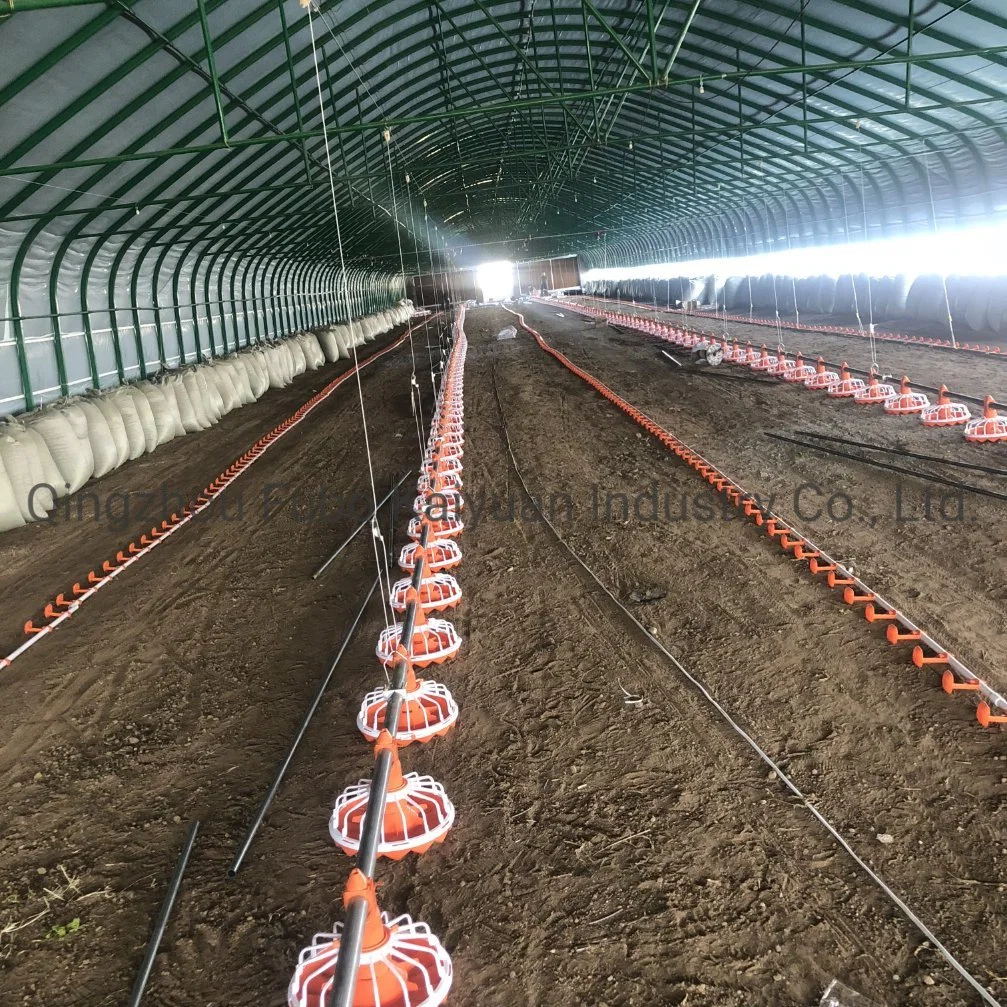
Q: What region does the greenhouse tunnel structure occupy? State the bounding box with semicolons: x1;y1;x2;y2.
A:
4;1;1007;415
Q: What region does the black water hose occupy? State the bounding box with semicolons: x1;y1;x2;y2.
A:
127;821;200;1007
793;429;1007;478
764;432;1007;502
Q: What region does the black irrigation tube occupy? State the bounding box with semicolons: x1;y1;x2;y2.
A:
327;528;429;1007
311;472;413;580
228;576;380;877
765;431;1007;502
794;429;1007;478
127;821;200;1007
489;360;1002;1007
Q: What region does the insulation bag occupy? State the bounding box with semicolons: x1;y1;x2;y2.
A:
181;371;211;429
316;327;341;362
168;374;201;434
108;390;148;460
207;362;238;414
139;384;178;447
0;452;25;531
288;338;307;375
85;392;131;468
76;399;119;477
123;387;159;454
26;405;95;494
0;428;54;520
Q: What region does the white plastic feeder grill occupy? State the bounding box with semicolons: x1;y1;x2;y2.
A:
287;871;452;1007
422;454;463;478
399;538;462;573
884;377;931;415
376;613;462;668
330;740;454;858
357;674;459;744
804;358;840;389
391;571;462;613
749;347;779;371
921;386;971;426
418;470;462;493
781;354;815;383
854;373;898;405
408;514;464;540
964;396;1007;442
828;365;867;398
412;490;463;519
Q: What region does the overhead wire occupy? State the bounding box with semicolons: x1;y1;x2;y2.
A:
305;0;394;634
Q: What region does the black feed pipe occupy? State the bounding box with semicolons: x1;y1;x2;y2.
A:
228;577;380;876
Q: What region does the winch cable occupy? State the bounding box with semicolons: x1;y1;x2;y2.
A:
489;362;1000;1007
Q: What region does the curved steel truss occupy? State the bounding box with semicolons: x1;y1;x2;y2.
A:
2;1;1006;405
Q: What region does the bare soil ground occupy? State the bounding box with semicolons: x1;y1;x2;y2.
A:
0;305;1002;1007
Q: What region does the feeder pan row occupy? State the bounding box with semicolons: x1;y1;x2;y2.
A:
551;293;1005;357
288;318;468;1007
559;298;1006;442
517;307;1007;731
737;500;1007;729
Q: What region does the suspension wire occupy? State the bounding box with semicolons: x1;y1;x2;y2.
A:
741;198;754;320
782;198;801;332
841;173;867;347
382;131;426;457
306;2;393;631
924;148;959;348
859;163;880;372
764;198;784;349
405;178;437;378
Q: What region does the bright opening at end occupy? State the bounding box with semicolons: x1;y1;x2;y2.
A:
477;260;515;302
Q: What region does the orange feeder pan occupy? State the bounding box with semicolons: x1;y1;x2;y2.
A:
854;371;897;405
399;538;462;574
964;396;1007;443
884;376;930;415
329;733;454;859
804;357;839;389
376;606;461;668
921;386;971;427
827;363;866;398
390;572;462;613
287;870;452;1007
357;664;459;745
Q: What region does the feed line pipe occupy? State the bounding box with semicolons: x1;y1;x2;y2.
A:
327;528;429;1007
228;577;380;876
127;821;200;1006
312;471;413;580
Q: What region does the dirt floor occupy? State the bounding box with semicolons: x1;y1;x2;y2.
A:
0;305;1004;1006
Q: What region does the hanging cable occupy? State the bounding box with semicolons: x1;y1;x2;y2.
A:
306;1;393;632
924;147;959;349
859;164;879;371
841;172;866;341
382;130;426;457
